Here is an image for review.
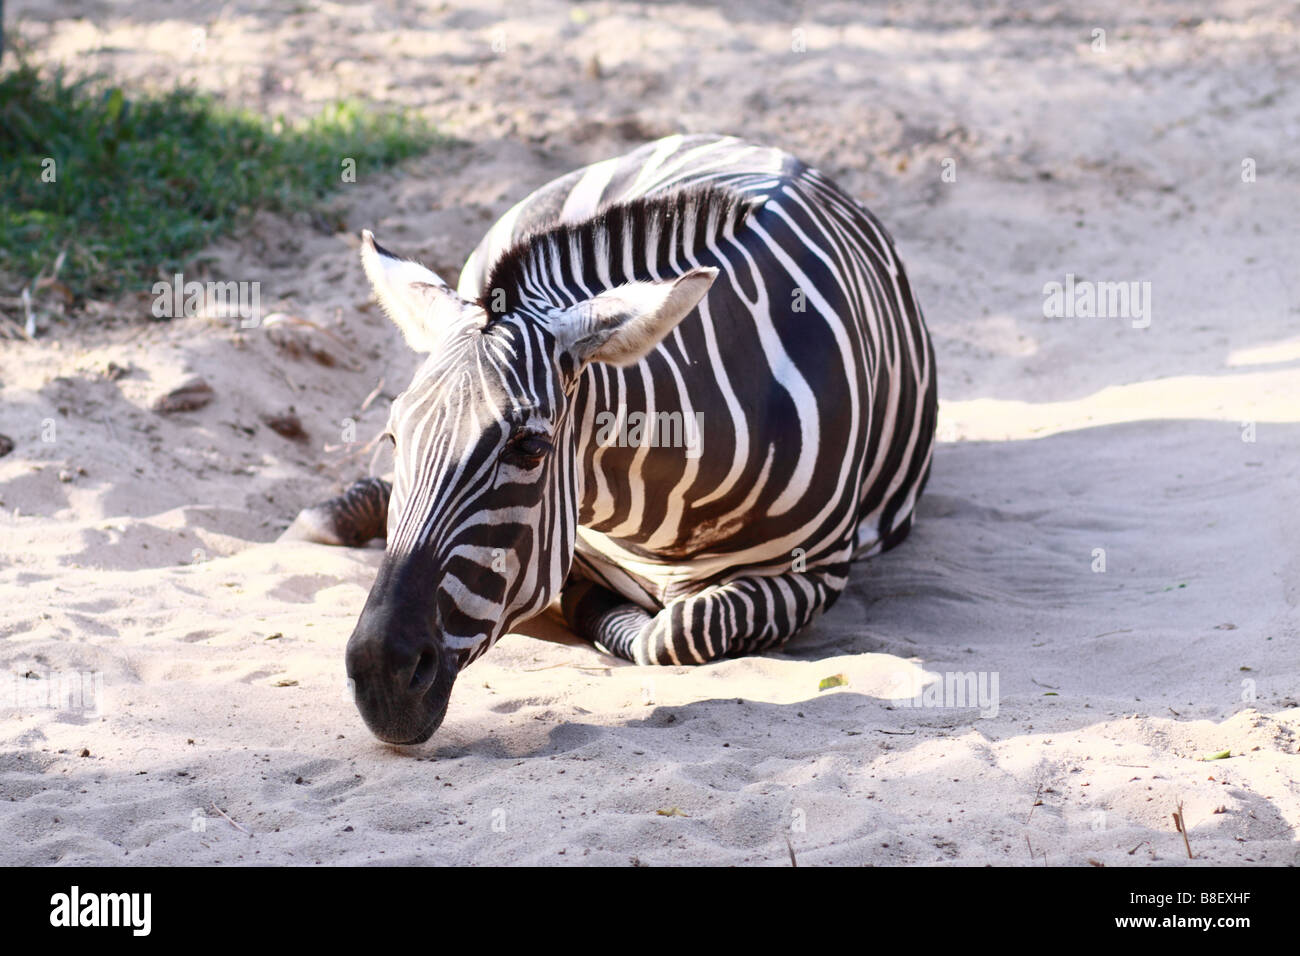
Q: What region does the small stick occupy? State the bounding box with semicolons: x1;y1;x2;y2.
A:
211;801;250;834
274;365;299;393
1173;801;1193;859
324;429;384;462
49;247;68;280
1024;836;1047;866
1027;783;1043;822
359;377;387;414
785;836;797;868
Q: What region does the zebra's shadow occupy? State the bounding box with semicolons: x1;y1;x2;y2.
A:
495;415;1297;734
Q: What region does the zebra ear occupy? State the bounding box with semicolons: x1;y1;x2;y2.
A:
359;230;477;352
559;267;719;367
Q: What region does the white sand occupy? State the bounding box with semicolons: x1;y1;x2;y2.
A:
1;0;1297;865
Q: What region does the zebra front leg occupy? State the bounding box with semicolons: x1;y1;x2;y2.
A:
562;564;850;665
279;477;391;546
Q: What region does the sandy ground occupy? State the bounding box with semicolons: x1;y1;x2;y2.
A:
1;0;1298;865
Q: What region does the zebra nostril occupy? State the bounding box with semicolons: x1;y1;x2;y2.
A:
409;649;438;692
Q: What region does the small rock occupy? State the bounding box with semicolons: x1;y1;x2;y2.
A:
267;324;338;367
0;434;13;458
153;379;214;414
262;410;307;442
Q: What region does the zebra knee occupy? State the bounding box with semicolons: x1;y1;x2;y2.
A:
636;600;733;665
579;598;699;666
632;614;685;666
280;477;391;547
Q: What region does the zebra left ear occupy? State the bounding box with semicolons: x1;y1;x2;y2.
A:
360;230;479;352
559;267;719;367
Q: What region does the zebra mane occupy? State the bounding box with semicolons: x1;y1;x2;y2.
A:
478;183;764;318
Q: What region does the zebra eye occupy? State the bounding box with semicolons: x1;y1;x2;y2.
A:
502;432;552;468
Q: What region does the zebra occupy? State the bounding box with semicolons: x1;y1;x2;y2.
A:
289;134;938;744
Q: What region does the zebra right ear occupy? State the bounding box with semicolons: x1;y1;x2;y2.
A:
557;267;720;368
360;230;480;352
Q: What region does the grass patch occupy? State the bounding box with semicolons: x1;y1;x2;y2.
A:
0;60;443;308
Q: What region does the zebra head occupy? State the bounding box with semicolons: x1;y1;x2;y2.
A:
346;230;717;744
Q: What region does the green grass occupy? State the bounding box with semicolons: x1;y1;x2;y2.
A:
0;60;443;307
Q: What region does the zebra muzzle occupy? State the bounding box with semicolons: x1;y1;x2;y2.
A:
346;595;458;745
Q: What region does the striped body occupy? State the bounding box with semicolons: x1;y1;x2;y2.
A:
455;135;937;659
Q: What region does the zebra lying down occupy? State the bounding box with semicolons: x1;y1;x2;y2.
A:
289;135;937;743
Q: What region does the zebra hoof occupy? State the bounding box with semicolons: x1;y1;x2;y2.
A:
280;477;391;547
